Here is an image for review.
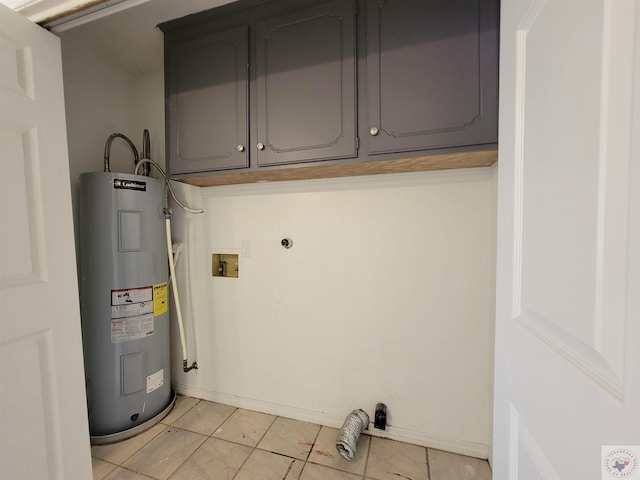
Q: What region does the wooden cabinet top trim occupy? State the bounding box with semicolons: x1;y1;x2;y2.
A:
176;149;497;187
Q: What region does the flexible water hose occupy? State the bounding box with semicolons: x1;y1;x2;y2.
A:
336;409;369;461
134;159;204;214
103;133;139;173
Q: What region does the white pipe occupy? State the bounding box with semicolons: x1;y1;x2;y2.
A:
166;218;187;361
166;217;197;372
132;154;200;372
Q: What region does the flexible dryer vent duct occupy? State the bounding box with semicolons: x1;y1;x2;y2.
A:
336;409;369;461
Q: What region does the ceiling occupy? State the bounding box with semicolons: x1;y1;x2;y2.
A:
1;0;237;75
1;0;133;24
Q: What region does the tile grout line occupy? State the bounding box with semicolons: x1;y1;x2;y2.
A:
178;405;241;479
92;416;168;467
298;425;323;478
303;421;323;461
91;458;118;480
362;433;373;480
159;397;201;430
229;410;278;480
100;399;303;479
111;464;158;479
135;395;205;475
305;427;372;479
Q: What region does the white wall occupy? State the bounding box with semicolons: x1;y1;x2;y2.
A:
169;168;496;458
60;41;165;242
131;71;165;169
62;41;135;186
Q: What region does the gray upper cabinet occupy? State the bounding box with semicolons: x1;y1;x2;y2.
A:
167;25;249;174
255;0;357;166
162;0;498;179
365;0;498;155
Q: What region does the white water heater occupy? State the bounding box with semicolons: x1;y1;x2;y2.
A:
79;171;174;443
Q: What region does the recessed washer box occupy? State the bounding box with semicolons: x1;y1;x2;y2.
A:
211;253;239;278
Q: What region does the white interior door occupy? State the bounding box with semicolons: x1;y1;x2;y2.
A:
493;0;640;478
0;4;92;479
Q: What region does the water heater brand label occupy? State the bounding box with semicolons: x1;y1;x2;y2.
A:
114;178;146;191
112;286;152;306
147;369;164;393
153;282;168;316
111;287;154;343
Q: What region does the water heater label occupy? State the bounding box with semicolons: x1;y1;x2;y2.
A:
114;178;146;191
153;282;168;316
111;287;155;343
147;369;164;393
112;286;152;306
111;313;154;343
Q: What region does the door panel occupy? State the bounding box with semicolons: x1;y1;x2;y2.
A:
518;0;628;393
366;0;498;155
493;0;640;478
0;4;92;478
255;0;357;166
168;25;249;174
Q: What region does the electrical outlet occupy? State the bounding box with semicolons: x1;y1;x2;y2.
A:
241;240;251;258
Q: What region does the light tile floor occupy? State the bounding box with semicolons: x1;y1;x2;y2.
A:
92;395;492;480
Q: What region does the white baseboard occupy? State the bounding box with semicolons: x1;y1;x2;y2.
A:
173;383;489;460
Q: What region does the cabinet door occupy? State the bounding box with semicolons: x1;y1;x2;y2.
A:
167;26;248;174
255;0;357;166
366;0;498;155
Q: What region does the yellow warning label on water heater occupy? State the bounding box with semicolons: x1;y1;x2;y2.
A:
153;282;168;316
